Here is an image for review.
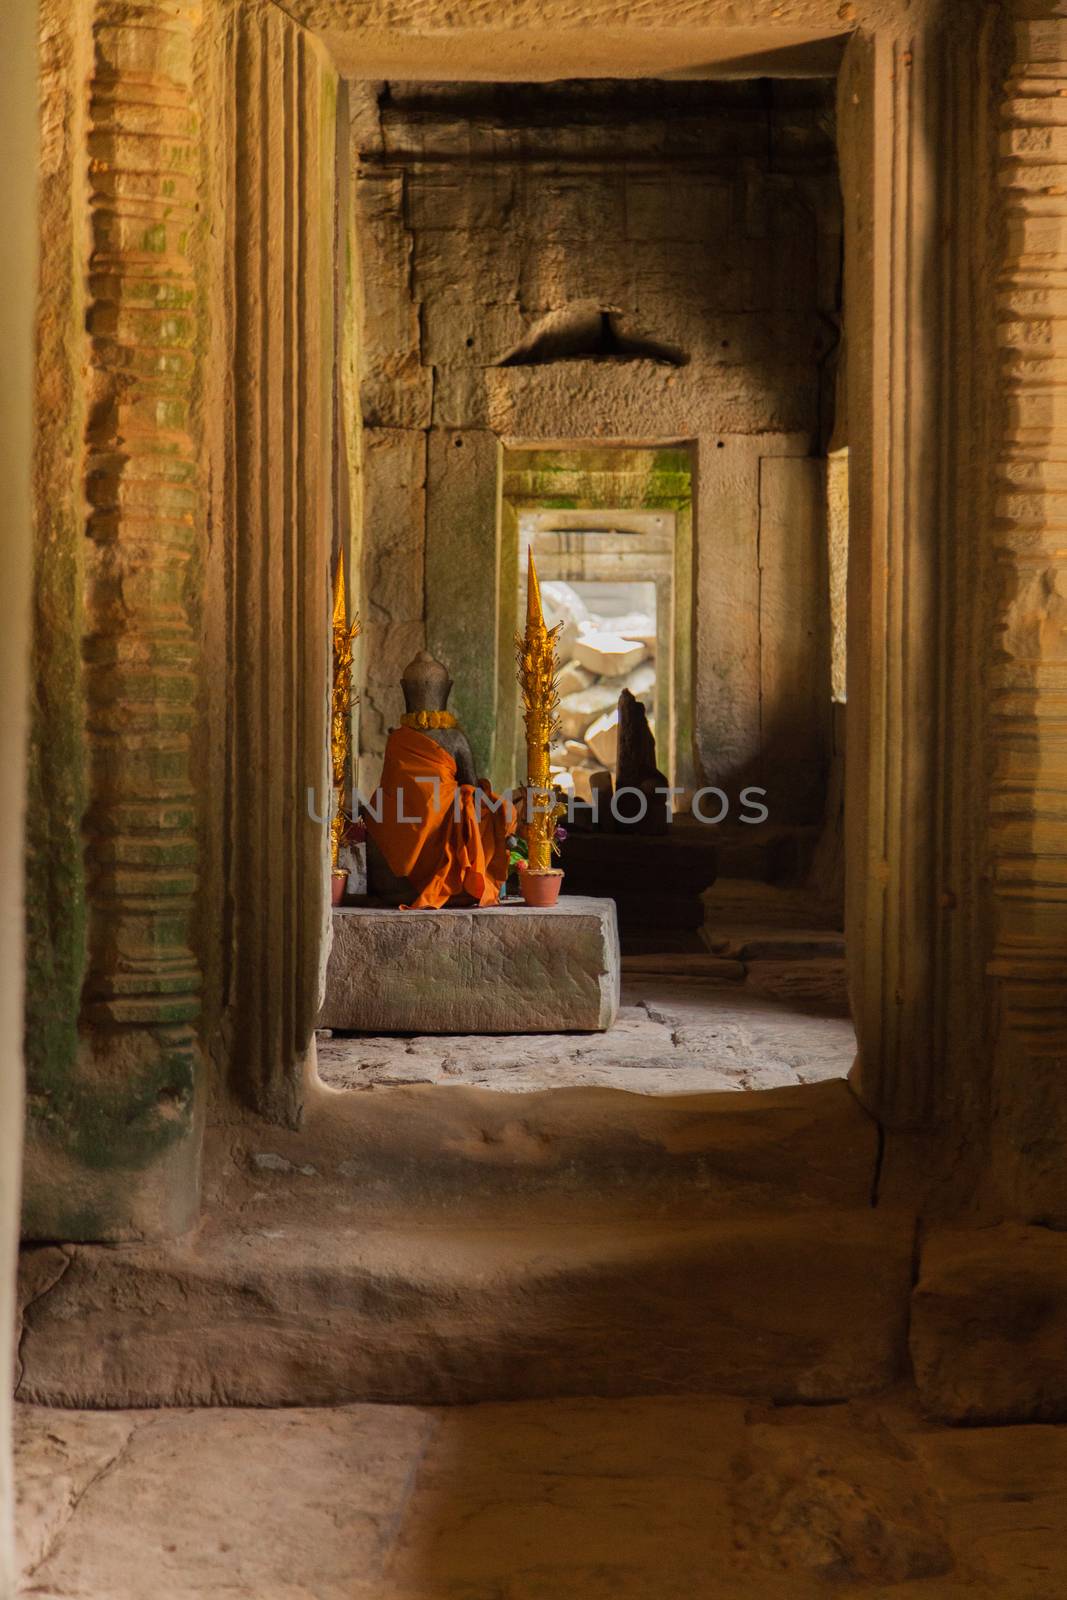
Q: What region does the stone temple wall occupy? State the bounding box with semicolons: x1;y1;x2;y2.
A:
350;79;841;808
22;0;1055;1247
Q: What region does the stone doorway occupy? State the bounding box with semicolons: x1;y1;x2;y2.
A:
17;0;1004;1240
318;73;853;1099
20;9;1067;1587
497;445;694;797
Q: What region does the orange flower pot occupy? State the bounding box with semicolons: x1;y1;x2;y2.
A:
519;869;564;908
331;870;348;907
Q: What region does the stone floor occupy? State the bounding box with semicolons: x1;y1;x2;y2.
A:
317;971;855;1095
16;1393;1067;1598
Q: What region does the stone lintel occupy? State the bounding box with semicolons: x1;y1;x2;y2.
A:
319;896;620;1034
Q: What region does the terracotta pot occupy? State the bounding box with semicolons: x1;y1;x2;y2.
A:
331;871;348;907
519;869;564;908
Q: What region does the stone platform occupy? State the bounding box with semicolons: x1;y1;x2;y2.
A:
318;896;620;1034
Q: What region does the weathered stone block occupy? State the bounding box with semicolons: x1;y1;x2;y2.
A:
556;662;595;699
359;616;425;757
16;1206;913;1408
425;428;500;772
558;683;618;739
429;364;490;429
420;295;524;368
625;173;733;242
911;1224;1067;1423
413;230;522;304
319;897;620;1033
359;369;433;432
560;737;591;766
573;632;647;678
407;170;517;234
624;661;656;698
585;707;620;766
361;428;425;629
354;173;432;429
485;360;817;439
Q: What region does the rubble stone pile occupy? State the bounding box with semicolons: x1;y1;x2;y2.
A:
541;579;657;801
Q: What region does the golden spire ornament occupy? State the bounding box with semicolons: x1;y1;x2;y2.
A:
330;548;361;870
515;547;565;875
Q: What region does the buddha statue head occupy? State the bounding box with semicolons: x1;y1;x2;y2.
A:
395;649;475;785
401;650;452;714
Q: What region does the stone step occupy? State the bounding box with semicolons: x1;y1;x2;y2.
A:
619;928;706;957
234;1077;879;1215
620;951;745;980
702;878;842;931
707;928;847;961
712;825;820;883
743;956;850;1017
17;1207;914;1410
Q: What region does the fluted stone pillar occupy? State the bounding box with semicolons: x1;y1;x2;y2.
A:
228;3;337;1124
840;18;993;1142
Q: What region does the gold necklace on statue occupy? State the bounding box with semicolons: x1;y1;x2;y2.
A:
401;710;458;730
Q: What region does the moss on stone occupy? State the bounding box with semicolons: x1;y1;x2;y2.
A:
27;1025;196;1172
24;492;87;1136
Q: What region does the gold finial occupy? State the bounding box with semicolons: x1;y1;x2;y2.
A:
332;545;348;631
330;548;361;871
515;547;564;874
526;543;544;629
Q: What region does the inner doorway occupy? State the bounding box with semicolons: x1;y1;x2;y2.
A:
318;71;854;1097
495;445;694;798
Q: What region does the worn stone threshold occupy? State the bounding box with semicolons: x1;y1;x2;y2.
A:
17;1080;911;1410
248;1075;879;1214
18;1204;914;1410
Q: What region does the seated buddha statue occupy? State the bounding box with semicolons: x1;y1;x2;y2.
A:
365;651;515;909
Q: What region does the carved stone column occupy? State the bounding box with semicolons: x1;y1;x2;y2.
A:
24;0;339;1231
840;18;993;1140
990;5;1067;1218
83;1;203;1031
228;2;337;1123
24;0;207;1239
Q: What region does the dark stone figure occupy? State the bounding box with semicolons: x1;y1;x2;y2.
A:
614;687;669;835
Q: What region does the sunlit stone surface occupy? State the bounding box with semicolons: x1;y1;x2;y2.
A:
320;898;621;1034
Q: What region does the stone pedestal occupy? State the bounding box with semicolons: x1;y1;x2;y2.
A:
319;897;620;1034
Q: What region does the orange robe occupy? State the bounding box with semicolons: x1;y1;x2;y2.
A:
366;725;514;910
